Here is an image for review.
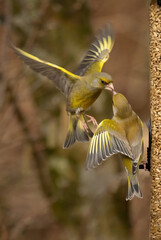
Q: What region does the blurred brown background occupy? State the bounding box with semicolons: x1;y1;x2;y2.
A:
0;0;150;239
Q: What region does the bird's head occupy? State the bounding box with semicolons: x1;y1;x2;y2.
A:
113;93;132;118
91;72;114;92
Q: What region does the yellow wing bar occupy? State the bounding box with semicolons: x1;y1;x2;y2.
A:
11;44;80;97
75;23;114;76
86;119;134;169
14;46;80;80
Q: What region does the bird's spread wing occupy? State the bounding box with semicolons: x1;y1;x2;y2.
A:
12;44;80;97
75;23;114;76
86;119;134;169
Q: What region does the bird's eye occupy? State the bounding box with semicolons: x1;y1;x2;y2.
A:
101;80;107;85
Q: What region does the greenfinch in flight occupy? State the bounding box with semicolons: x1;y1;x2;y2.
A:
86;93;143;200
11;24;114;148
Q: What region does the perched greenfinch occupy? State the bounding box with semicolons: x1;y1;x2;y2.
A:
11;24;114;148
86;92;143;200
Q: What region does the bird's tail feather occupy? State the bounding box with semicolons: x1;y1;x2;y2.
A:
126;173;142;201
63;114;93;149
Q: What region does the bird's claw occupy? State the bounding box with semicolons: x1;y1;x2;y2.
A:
141;161;147;171
85;114;98;127
80;121;89;133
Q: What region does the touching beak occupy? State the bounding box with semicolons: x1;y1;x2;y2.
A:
105;82;114;93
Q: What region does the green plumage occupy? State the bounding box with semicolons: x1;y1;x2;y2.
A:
63;114;93;148
11;24;114;148
86;93;143;200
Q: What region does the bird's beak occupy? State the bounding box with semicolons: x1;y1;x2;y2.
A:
105;82;114;93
